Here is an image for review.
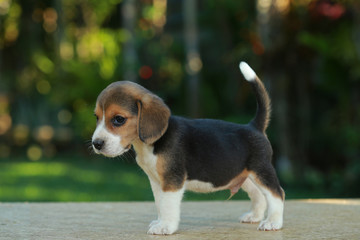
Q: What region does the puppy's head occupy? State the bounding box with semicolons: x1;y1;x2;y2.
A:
92;81;170;157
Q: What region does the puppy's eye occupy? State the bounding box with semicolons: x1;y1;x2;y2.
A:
94;114;99;122
112;115;126;127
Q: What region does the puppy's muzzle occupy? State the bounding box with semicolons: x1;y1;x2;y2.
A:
93;139;104;150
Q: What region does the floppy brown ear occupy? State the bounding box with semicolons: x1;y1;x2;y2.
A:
137;94;171;144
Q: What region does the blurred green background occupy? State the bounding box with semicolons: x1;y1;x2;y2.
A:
0;0;359;202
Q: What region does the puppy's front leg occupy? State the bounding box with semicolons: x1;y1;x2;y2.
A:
149;179;161;227
147;185;185;235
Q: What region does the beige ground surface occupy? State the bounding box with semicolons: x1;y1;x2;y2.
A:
0;199;359;240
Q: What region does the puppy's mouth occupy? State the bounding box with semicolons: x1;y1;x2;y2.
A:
93;144;131;158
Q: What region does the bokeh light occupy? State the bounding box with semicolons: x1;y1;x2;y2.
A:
43;8;57;33
186;53;202;75
34;53;54;74
0;95;11;135
275;0;290;14
36;80;51;94
60;41;74;60
0;114;11;135
257;0;272;15
35;125;54;143
152;0;167;30
58;110;72;124
4;3;21;43
139;65;153;79
27;145;42;161
0;0;11;15
13;124;29;146
0;95;9;113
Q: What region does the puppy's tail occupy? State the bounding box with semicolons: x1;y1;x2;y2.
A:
239;62;271;133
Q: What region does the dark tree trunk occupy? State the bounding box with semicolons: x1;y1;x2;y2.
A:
183;0;201;117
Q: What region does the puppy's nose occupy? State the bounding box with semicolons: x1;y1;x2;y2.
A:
93;139;104;150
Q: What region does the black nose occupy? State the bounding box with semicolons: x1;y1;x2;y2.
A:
93;139;104;150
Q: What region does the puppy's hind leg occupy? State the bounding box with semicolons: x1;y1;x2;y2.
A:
240;178;267;223
249;163;285;231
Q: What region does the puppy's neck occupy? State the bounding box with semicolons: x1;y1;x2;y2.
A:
132;138;147;151
132;138;154;161
132;138;160;182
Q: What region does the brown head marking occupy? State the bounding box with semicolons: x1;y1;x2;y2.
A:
95;81;170;146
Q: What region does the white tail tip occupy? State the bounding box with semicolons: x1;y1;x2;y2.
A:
239;62;256;82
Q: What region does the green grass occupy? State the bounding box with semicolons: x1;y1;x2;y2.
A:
0;157;333;202
0;157;247;202
0;157;152;201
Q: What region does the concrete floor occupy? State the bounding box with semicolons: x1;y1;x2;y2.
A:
1;199;359;240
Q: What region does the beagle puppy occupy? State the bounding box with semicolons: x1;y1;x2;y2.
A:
92;62;284;235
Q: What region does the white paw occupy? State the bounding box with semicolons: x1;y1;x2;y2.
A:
257;219;283;231
240;211;264;223
149;219;160;228
147;221;178;235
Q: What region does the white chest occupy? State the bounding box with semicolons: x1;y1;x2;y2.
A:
132;141;160;183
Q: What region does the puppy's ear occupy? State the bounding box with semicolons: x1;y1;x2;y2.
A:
137;94;170;144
